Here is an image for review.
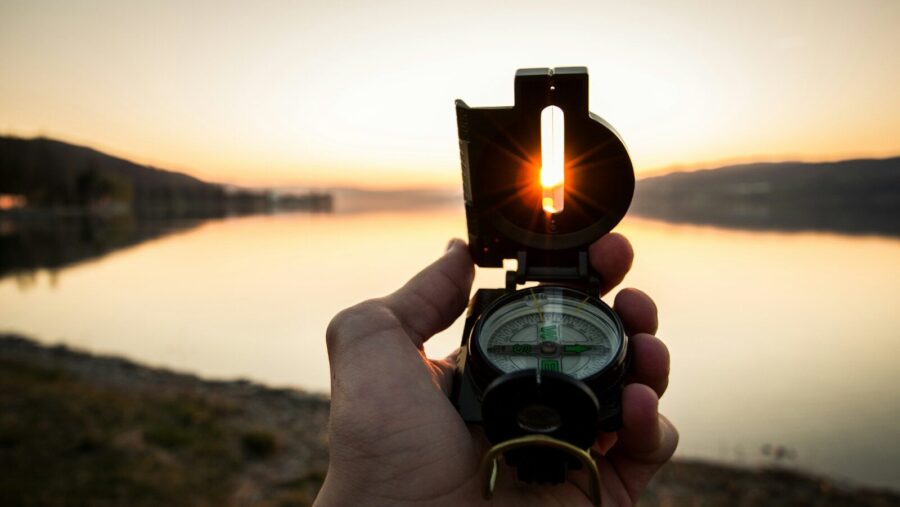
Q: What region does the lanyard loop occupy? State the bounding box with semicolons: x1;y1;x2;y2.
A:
478;434;602;506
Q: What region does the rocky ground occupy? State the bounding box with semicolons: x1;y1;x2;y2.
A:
1;335;897;507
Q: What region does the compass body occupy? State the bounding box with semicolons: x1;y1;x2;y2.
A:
452;67;635;486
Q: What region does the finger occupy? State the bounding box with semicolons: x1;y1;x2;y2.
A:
627;333;670;397
383;239;475;347
608;384;679;504
588;233;634;295
324;240;472;397
326;298;431;393
617;384;660;455
595;333;672;450
614;288;658;336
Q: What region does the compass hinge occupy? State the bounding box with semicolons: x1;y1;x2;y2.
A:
505;250;600;296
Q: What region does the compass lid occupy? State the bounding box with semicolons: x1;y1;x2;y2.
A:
456;67;634;272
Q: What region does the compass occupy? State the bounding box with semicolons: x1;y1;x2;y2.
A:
474;287;623;382
451;67;635;502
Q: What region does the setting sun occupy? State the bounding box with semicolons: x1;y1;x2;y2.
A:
540;105;565;213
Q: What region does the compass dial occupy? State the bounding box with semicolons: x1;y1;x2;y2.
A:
475;287;623;380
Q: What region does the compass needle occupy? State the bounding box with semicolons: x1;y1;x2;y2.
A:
529;288;545;323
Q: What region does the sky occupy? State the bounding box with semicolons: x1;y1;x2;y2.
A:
1;0;898;189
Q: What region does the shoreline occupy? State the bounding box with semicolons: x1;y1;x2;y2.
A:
1;334;897;506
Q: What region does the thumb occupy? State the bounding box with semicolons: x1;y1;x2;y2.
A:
382;239;475;348
325;239;473;390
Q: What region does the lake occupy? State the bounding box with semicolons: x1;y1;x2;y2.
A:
1;205;898;491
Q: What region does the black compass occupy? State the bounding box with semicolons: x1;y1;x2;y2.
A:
451;67;635;502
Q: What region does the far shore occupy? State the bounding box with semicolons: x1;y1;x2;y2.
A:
1;334;897;507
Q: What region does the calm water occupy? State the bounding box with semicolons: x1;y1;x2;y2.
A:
1;207;899;490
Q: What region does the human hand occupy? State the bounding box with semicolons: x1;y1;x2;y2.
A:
315;234;677;506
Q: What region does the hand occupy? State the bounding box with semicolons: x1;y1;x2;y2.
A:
315;234;677;506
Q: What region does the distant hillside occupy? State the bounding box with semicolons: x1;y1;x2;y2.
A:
0;137;331;218
633;158;900;236
0;137;227;217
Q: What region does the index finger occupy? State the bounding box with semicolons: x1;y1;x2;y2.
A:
589;232;634;295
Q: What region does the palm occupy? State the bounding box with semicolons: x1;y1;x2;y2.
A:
317;236;676;507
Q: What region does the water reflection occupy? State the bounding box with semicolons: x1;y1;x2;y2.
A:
630;199;900;237
0;207;898;490
0;215;202;284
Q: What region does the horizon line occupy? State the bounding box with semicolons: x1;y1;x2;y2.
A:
4;131;899;193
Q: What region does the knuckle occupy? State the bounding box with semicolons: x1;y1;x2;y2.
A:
326;301;369;349
647;334;670;371
325;299;395;351
325;308;351;349
665;419;680;455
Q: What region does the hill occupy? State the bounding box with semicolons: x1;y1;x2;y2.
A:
632;158;900;235
0;136;331;218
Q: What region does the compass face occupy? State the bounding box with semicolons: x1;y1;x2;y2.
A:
475;287;623;380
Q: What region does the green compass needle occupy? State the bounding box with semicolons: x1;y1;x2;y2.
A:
560;343;607;356
564;344;589;354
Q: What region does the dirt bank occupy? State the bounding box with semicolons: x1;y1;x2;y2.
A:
1;335;896;506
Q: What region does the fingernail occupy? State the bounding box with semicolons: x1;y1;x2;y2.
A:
446;239;463;252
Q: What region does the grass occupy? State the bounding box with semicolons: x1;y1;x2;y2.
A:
0;358;241;506
241;429;278;459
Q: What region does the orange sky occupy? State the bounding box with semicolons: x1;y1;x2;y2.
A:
1;0;898;189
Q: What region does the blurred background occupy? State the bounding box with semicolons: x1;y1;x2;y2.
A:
1;0;898;505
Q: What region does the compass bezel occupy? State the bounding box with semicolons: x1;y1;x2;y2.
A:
466;285;628;394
